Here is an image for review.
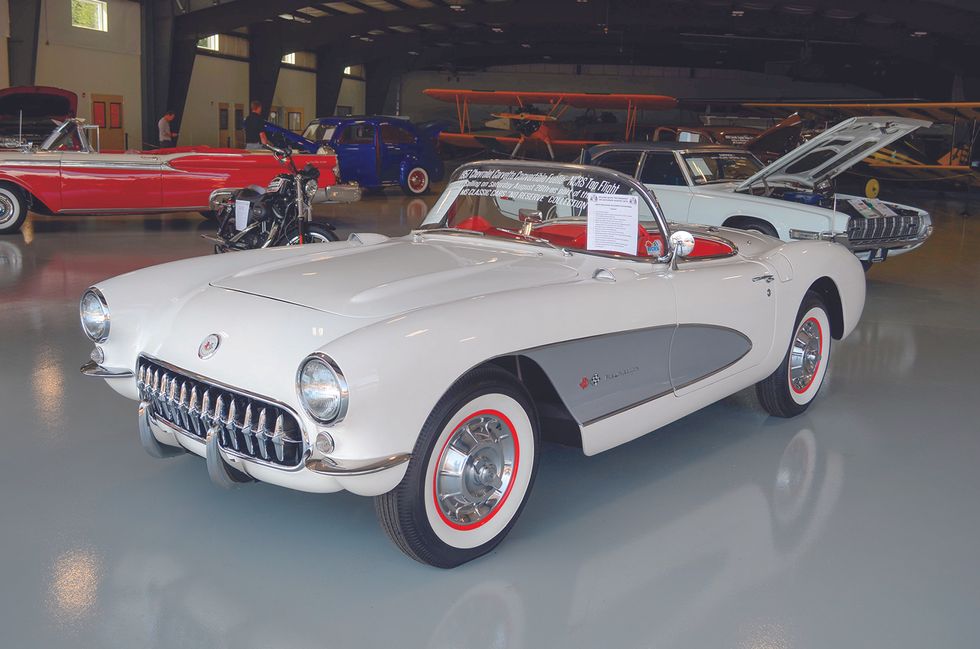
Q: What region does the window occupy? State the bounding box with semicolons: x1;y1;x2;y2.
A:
680;152;763;185
288;111;303;132
198;35;219;51
337;123;375;145
71;0;108;32
591;151;642;176
344;66;352;75
640;154;686;186
109;102;122;129
381;123;415;145
92;102;106;128
282;52;296;64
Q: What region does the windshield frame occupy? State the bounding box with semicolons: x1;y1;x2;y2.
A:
418;159;673;260
678;149;764;186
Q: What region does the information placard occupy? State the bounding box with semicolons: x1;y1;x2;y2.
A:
586;193;639;255
234;200;250;231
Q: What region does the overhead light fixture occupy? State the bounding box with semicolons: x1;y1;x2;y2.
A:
910;30;928;37
449;3;464;10
731;9;744;16
408;50;420;55
491;26;504;33
359;36;374;42
521;43;531;48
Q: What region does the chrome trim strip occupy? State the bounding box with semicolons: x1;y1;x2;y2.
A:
580;388;673;427
79;360;133;378
305;453;411;476
58;205;210;214
60;160;165;171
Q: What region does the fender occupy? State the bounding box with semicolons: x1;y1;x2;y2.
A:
0;167;62;212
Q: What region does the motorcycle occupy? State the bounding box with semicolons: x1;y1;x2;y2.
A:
204;143;340;253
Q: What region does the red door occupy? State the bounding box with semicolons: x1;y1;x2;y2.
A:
59;152;163;211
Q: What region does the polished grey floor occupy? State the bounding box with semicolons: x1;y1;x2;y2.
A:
1;190;978;648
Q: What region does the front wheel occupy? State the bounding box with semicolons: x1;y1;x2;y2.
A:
401;167;430;196
0;184;28;234
756;291;831;418
285;222;339;245
375;367;539;568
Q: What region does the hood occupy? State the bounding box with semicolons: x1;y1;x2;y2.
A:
736;116;929;192
209;237;581;318
0;86;77;118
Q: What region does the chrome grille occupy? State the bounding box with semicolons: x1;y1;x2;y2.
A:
847;213;922;246
136;357;304;467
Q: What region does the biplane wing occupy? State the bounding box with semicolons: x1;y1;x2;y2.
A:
424;88;678;159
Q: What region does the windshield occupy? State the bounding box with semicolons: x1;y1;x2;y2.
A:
40;121;85;152
681;151;763;185
421;163;667;258
302;123;337;143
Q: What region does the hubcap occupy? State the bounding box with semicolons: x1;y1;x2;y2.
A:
435;412;516;528
409;170;426;192
0;195;14;226
287;232;329;245
789;317;822;393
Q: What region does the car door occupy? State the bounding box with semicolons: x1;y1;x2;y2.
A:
639;152;693;223
668;249;777;397
332;122;379;187
59;152;163;211
378;122;416;182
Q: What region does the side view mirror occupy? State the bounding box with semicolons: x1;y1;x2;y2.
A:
668;230;696;258
518;209;543;236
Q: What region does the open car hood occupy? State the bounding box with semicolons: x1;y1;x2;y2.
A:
0;86;77;119
735;116;929;192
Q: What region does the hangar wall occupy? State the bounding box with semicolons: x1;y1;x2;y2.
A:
35;0;142;148
0;0;9;89
181;55;249;147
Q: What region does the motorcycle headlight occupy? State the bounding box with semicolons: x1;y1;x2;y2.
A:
297;354;348;424
304;178;318;200
79;288;110;342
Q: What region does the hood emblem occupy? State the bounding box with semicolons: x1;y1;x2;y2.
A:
198;333;221;360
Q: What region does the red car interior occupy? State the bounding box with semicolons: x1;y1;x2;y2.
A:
452;215;735;258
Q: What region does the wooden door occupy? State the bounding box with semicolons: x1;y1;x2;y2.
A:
91;94;125;151
234;103;245;148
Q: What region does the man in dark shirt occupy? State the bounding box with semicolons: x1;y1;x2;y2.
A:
243;100;268;150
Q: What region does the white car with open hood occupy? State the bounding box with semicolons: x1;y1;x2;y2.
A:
80;160;865;567
586;117;933;269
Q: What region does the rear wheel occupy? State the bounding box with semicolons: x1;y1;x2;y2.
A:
285;222;338;245
402;167;430;196
740;220;779;238
757;291;831;418
0;184;28;235
375;367;539;568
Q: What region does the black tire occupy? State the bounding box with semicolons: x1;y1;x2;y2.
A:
401;166;431;196
756;291;832;418
285;222;339;245
739;220;779;238
0;183;28;235
375;367;540;568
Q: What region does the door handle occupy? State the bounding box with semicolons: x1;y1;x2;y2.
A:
752;274;775;283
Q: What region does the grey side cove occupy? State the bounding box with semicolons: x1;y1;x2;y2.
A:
524;325;751;426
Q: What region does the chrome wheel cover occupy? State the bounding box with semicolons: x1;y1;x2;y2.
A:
287;232;331;245
789;318;822;393
0;193;15;227
435;412;516;528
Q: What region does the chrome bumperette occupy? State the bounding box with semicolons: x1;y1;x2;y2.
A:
305;453;411;476
135;355;308;469
80;360;133;378
208;188;239;211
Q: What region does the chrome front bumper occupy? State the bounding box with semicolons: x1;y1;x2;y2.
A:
208;183;361;212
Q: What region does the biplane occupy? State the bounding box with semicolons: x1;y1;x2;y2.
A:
734;101;980;194
423;89;802;162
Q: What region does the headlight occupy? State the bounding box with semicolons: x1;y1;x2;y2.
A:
297;353;348;424
79;288;110;342
304;178;318;200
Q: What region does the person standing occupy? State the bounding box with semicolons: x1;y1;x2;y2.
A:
243;100;268;150
158;110;177;148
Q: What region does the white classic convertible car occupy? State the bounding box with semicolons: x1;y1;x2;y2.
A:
586;117;933;269
80;160;865;567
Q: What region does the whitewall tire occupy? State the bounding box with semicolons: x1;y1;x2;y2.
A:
375;367;539;567
757;291;831;417
402;166;430;195
0;184;28;235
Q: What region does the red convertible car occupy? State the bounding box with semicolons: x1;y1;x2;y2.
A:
0;119;358;234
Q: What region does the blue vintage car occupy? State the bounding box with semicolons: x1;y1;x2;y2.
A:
264;116;445;195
